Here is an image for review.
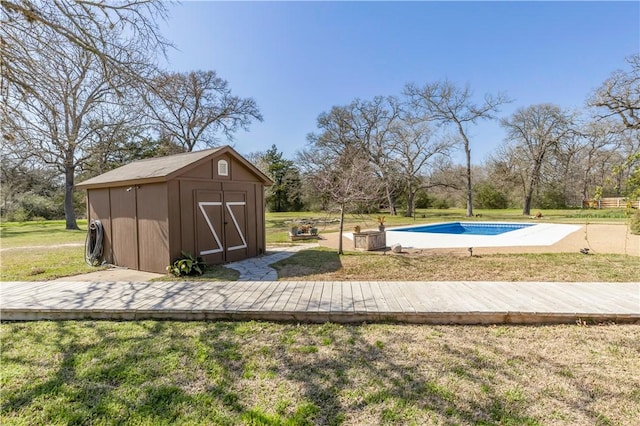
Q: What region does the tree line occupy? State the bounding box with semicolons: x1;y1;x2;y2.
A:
255;55;637;224
1;1;261;229
1;2;638;229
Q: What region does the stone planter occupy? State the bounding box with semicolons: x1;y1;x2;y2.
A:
353;230;386;251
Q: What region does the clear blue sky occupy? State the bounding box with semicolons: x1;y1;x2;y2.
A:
158;1;639;164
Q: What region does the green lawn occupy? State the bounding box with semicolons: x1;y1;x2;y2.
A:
0;209;630;250
0;246;102;281
1;214;638;425
0;209;635;281
0;220;88;249
271;247;640;282
2;321;638;426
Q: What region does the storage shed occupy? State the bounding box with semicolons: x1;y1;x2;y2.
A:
76;146;273;273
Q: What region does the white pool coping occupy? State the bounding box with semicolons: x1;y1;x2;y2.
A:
347;222;583;249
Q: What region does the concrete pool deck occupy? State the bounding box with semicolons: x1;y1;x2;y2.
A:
385;222;581;249
321;223;639;256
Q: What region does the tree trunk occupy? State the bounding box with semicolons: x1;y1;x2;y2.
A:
338;203;345;255
465;143;473;217
522;177;536;216
581;158;591;202
522;194;533;216
385;186;397;216
405;188;415;217
454;120;474;217
522;151;546;216
64;165;79;230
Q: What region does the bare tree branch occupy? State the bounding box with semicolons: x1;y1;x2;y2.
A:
589;54;640;130
499;104;576;215
1;0;169;94
142;70;263;152
1;19;147;229
405;80;511;217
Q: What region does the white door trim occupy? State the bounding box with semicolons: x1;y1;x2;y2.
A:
225;201;248;251
197;202;224;255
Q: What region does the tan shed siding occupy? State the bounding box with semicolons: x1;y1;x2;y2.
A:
179;179;223;259
230;157;259;182
81;146;271;272
109;186;138;270
223;182;257;259
255;182;266;255
247;183;259;257
179;180;196;258
167;180;182;264
136;183;170;273
182;159;213;180
87;188;113;264
194;189;225;265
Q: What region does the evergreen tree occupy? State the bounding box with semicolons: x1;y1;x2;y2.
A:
260;145;304;212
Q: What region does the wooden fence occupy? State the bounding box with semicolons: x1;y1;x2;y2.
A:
582;197;640;209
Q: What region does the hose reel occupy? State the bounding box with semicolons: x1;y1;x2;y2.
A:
85;220;104;266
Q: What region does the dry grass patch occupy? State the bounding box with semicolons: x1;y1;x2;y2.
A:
272;248;640;282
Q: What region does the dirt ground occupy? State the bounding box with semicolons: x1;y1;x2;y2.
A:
318;223;640;257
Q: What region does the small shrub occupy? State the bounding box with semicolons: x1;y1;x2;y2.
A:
167;251;206;277
432;198;450;209
9;208;30;222
414;191;433;209
474;183;508;209
536;187;568;209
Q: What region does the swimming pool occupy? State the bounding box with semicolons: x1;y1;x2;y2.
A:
394;222;533;236
383;221;582;249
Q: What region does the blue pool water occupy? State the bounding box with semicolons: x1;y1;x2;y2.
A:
395;222;533;236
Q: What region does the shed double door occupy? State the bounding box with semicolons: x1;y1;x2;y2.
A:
195;190;248;263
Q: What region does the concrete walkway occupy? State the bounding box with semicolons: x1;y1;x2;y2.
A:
46;244;318;283
224;244;317;280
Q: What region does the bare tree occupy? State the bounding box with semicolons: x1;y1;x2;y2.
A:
1;0;168;95
310;97;403;215
143;70;263;152
500;104;575;216
2;26;142;229
589;54;640;130
576;120;625;201
484;150;522;208
389;116;453;216
405;81;510;217
589;55;640;207
351;97;403;215
611;130;640;196
299;146;381;255
1;0;168;229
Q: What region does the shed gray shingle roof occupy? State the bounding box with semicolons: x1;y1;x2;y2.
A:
76;146;272;189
